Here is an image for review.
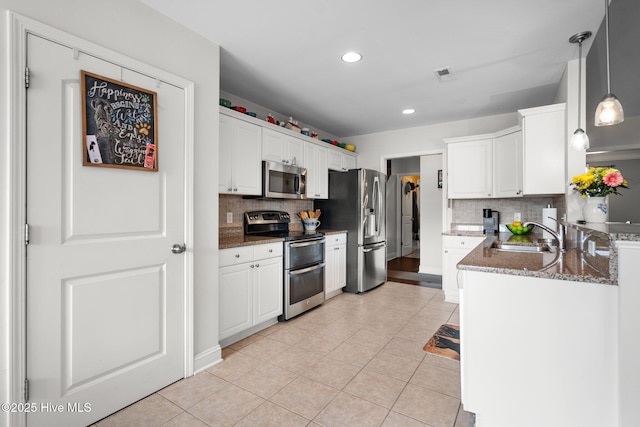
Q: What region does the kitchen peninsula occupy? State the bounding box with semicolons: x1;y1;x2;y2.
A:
456;222;640;427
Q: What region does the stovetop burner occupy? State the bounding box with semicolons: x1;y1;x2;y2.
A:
244;210;323;241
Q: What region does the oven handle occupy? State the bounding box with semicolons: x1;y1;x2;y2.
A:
290;263;325;275
289;238;325;248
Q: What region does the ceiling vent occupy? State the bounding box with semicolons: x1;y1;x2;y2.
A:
434;66;456;82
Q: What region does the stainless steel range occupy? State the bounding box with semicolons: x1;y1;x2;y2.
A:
244;211;325;320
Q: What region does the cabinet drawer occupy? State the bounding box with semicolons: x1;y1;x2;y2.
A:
254;242;283;260
326;233;347;246
443;236;485;250
219;246;254;267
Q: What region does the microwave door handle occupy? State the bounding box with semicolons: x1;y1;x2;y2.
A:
294;175;300;194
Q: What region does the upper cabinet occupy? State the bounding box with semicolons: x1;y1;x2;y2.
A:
446;103;566;199
219;113;262;195
219;107;357;197
328;150;356;172
445;135;494;199
305;143;329;199
518;103;566;195
493;127;523;198
262;128;305;167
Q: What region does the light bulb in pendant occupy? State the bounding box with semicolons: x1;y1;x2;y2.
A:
571;128;590;150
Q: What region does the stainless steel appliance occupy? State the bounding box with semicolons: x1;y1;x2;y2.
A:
244;211;325;320
262;161;307;199
483;209;500;234
315;168;386;293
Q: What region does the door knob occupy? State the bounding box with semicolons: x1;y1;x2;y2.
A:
171;243;186;254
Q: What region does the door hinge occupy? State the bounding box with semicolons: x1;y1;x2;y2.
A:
25;67;30;89
24;378;29;402
24;223;30;245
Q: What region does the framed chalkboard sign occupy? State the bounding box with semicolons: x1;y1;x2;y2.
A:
81;70;158;171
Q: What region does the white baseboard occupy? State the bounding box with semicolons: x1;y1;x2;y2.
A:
194;345;222;374
419;265;442;275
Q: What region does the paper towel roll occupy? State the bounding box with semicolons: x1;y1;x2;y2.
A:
542;207;557;240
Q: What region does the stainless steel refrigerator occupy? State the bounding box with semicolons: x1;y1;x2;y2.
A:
315;168;386;293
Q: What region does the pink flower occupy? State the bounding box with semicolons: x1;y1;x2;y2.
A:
603;172;624;187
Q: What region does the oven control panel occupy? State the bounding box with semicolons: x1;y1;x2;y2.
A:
245;211;291;225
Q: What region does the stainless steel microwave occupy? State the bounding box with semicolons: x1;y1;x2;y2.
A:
263;161;307;199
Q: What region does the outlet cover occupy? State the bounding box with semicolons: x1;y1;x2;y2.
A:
226;212;233;223
514;213;522;222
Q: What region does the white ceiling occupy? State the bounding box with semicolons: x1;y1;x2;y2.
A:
141;0;606;138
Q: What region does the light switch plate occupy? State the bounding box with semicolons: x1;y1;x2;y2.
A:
226;212;233;223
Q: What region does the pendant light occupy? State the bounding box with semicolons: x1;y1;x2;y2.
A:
569;31;591;150
595;0;624;126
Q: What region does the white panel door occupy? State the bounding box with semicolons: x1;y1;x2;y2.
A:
26;34;186;427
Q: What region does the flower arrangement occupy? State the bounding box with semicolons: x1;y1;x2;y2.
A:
571;166;628;198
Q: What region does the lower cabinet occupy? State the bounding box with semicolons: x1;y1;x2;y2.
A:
442;235;485;303
325;233;347;299
219;243;283;341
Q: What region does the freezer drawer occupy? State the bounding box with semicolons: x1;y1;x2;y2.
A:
358;242;387;293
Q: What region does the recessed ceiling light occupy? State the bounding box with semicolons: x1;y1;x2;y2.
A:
402;108;416;115
341;51;362;63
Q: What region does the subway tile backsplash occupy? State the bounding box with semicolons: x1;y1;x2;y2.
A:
451;195;566;226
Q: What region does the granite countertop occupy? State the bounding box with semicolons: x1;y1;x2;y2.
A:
567;222;640;242
318;229;348;235
219;234;284;249
457;232;614;285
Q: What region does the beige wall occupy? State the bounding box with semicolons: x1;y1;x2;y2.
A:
0;0;221;417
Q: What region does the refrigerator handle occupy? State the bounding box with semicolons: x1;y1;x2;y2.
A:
373;176;380;234
362;242;386;252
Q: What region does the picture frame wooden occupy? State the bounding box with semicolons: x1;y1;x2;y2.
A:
81;70;158;171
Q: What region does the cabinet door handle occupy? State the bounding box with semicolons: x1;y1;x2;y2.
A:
268;249;273;252
235;254;240;258
250;264;255;268
444;250;448;253
255;263;260;267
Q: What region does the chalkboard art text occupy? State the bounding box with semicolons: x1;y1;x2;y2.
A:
81;70;158;171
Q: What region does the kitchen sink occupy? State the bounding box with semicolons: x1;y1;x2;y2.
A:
490;241;553;253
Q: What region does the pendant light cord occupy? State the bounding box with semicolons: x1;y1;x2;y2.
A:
605;0;612;94
578;40;583;129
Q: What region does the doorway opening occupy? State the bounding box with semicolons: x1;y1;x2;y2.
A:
384;155;443;288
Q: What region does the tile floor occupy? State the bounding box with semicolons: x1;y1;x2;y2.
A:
94;281;475;427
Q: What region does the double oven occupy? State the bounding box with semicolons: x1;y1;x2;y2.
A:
244;211;325;320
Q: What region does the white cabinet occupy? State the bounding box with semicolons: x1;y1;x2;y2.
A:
325;233;347;299
445;136;493;199
442;235;484;303
305;143;329;199
518;103;566;195
493;128;523;198
262;127;305;167
328;150;356;171
219;242;283;341
460;270;617;427
219;113;262;195
617;240;640;426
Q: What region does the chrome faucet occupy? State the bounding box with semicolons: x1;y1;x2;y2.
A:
524;218;567;252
